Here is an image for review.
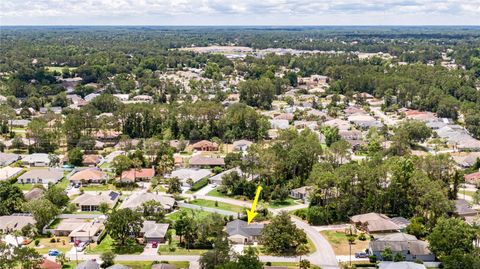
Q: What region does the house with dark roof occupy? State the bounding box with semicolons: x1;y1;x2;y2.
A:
191;140;219;151
0;152;20;166
226;219;264;244
369;233;435;262
140;221;169;243
188;155;225;168
350;212;400;234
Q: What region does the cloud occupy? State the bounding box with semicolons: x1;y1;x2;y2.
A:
1;0;479;25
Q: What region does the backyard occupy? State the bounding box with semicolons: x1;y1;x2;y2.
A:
188;199;246;213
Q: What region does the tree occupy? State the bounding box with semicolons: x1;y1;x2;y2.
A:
381;247;393;261
262;211;308;254
23;198;59;231
321;126;340;147
98;202;110;215
111;155;133;176
14;247;43;269
56;252;70;267
0;242;17;269
0;182;25;215
100;251;116;268
48;154;60;167
67;147;83;166
44;186;69;207
427;217;476;259
141;200;165;222
239;78;275;110
299;259;311;269
167;177;182;194
106;208;143;245
199;235;231;269
234;247;263;269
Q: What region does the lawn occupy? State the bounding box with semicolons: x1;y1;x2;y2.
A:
57;177;70;190
86;234;143;255
188;199;246;213
320;230;369;256
268;262;300;268
13;183;35;191
207;188;252;202
460;189;477;197
267;198;298;209
28;237;71;255
158;231;209;255
166;208;213;221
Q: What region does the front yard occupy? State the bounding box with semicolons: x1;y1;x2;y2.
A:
320;230;370;256
86;234;143;255
28;236;71;255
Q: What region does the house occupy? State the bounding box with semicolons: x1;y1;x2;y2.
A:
69;220;105;243
24;187;45;201
323;119;351;131
453;199;478;218
378;262;426;269
269;119;289;130
40;259;62;269
226;219;264;244
73;191;120;212
273;113;294;121
82;155;102;167
350;212;400;233
120;167;155;183
120;192;176;212
390;217;411;230
290;186;313;203
369;233;435;262
232;140;253;152
0;166;23;181
169;168;212;187
17;168;63;185
348;113;383;129
191;140;219;151
209;167;256;185
69;168;108;184
464;171;480;185
0;213;36;233
188;155;225;168
8;119;30;128
75;260;100;269
22;153;52;167
93;130;122;143
140;221;169;243
0;152;20;166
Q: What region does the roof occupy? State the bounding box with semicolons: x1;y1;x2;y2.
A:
82;155;102;165
378;262;426;269
70;168;107;182
290;186;313;196
232;140;253;149
141;221;169;238
17;168;63;182
121;168;155;182
0;214;36;231
0;166;23;181
350;212;400;233
189;155;225;166
170;168;212;183
22;153;51;164
390;217;411;229
370;239;432;256
69;221;103;238
106;265;131;269
40;259;62;269
226;219;264;238
0;152;20;166
75;260;100;269
464;171;480;183
191;140;218;149
151;264;176;269
120;192;175;211
350;212;389;223
73;191;120;207
24;187;45;201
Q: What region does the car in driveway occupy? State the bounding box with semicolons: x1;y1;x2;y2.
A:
151;241;158;248
48;249;61;256
75;241;89;252
355;252;369;258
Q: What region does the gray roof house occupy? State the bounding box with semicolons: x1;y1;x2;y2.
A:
17;168;63;185
0;152;20;166
226;219;264;244
73;191;120;212
75;260;100;269
120;192;176;212
209;167;256;185
369;233;435;262
169;168;212;187
140;221;169;243
21;153;52;167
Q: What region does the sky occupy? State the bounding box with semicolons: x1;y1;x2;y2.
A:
1;0;479;26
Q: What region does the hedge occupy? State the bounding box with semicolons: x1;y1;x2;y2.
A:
190;177;209;191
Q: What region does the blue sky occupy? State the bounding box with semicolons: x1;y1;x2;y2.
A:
1;0;479;25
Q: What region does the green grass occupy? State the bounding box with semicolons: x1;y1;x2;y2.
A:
460;189;476;197
188;199;246;213
207;188;252;202
267;198;298;209
166;208;213;221
99;162;110;169
158;231;209;255
86;234;143;255
13;183;35;191
57;177;69;190
268;262;300;268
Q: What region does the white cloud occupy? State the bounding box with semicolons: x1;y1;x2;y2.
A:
0;0;479;25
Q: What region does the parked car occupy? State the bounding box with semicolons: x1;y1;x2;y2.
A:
76;242;89;252
355;252;369;258
48;249;61;256
152;241;158;248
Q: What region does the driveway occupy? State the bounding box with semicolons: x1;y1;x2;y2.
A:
141;243;159;256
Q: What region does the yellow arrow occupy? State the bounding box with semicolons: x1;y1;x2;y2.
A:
246;186;263;224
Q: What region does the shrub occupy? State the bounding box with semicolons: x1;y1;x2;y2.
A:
50;238;56;243
34;239;40;246
368;255;377;263
190;177;208;191
358;233;366;241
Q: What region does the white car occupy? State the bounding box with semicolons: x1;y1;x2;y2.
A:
75;242;88;252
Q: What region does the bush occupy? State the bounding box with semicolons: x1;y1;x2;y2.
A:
358;233;366;241
368;255;377;263
169;246;176;252
34;239;40;246
190;177;209;191
50;238;56;243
